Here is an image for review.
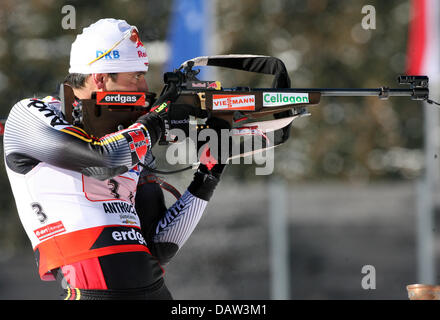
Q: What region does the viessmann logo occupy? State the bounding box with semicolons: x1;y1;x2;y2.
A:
212;94;256;111
96;92;146;106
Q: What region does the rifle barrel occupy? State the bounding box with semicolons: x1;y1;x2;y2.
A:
249;87;428;100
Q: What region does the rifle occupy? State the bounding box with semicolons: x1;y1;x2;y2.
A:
159;54;434;152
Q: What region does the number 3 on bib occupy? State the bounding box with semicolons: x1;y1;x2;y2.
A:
31;202;48;224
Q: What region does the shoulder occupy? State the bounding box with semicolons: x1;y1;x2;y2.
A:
9;96;69;128
14;96;62;113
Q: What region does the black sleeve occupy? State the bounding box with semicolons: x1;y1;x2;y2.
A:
135;178;168;241
135;165;224;265
3;98;153;180
135;174;179;265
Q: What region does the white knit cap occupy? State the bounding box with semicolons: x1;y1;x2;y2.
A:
69;18;149;74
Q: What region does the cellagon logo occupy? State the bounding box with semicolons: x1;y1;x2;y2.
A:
263;92;309;107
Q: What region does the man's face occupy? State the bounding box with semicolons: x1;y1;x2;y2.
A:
104;71;148;92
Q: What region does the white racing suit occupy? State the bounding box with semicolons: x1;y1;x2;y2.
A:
3;96;220;299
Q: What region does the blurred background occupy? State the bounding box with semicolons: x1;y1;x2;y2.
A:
0;0;439;300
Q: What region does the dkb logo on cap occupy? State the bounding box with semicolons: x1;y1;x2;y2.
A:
95;50;120;60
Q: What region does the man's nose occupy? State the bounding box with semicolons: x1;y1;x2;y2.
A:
138;80;148;92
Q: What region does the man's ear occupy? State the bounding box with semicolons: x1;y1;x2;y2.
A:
91;73;107;90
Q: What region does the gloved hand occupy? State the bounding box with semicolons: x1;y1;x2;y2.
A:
136;82;178;146
197;117;231;175
185;116;232;201
187;163;223;201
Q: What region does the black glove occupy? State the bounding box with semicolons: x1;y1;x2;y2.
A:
197;117;231;174
136;83;178;146
135;102;168;146
187;163;226;201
